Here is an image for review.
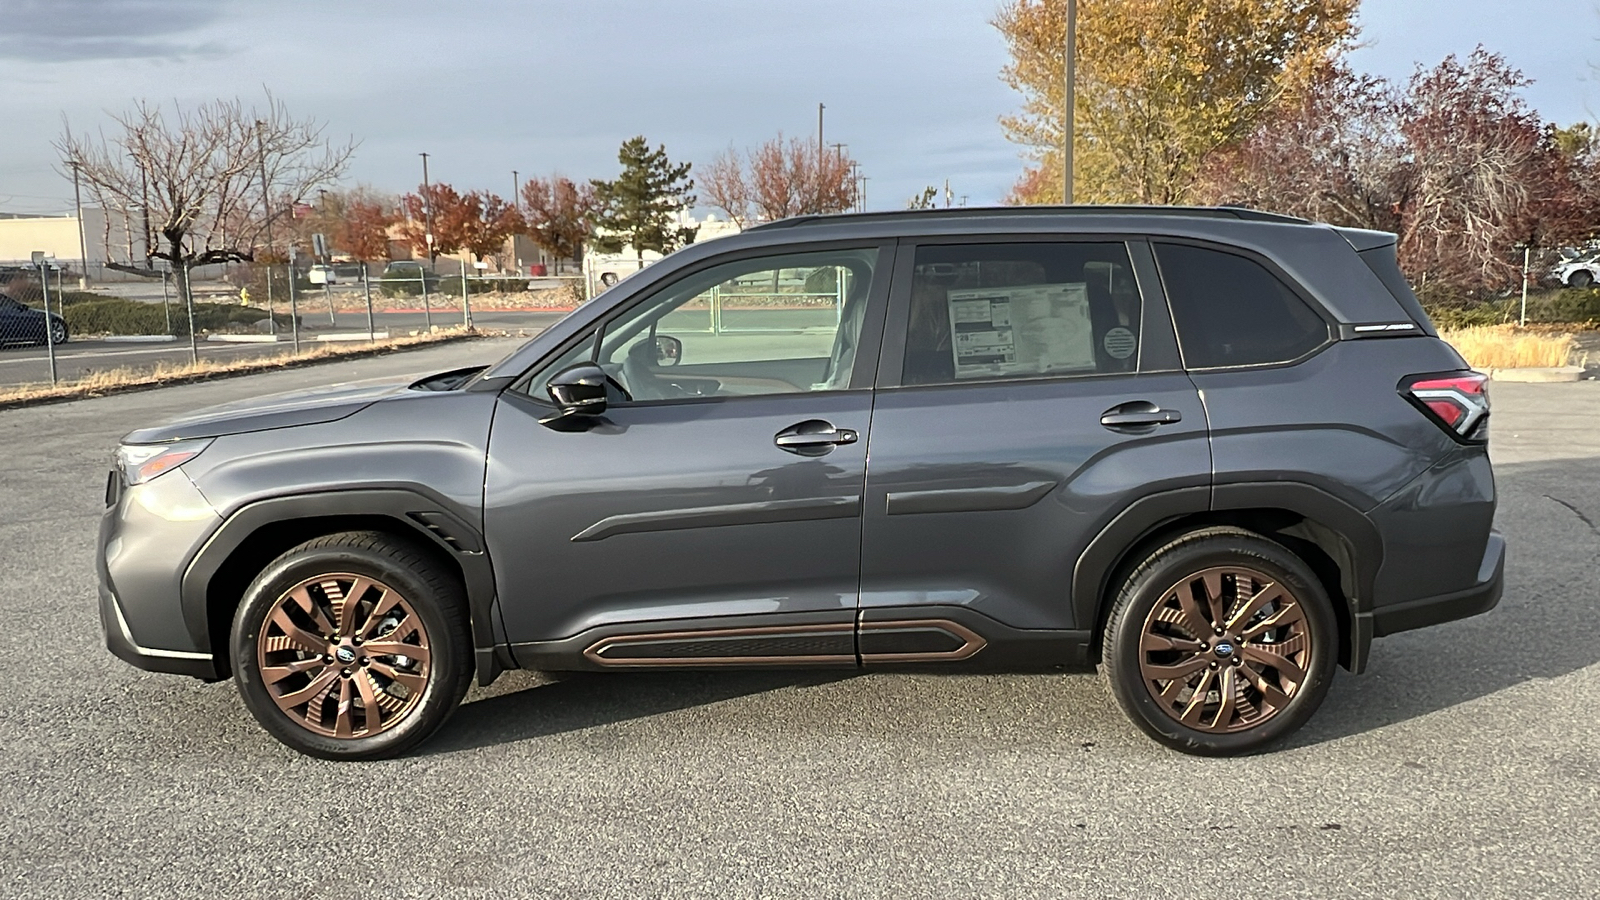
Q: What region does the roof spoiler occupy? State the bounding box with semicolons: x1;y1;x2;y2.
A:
1334;227;1398;252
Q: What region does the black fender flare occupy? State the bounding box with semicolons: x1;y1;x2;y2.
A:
180;488;500;682
1070;482;1383;672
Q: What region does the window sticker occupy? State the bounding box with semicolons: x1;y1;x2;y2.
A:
947;283;1096;378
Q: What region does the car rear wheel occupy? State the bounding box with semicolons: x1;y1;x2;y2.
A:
1569;269;1594;288
230;531;472;760
1103;527;1336;756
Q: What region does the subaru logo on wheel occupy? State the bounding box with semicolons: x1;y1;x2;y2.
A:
1214;642;1235;658
334;647;356;664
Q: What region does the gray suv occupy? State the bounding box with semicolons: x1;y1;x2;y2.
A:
97;207;1504;759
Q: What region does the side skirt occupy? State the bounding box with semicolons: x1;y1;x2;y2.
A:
507;607;1092;673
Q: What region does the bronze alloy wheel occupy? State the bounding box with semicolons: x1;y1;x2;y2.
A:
1137;565;1312;734
256;573;432;739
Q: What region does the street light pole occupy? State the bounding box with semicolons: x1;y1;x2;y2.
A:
419;152;435;265
1063;0;1077;205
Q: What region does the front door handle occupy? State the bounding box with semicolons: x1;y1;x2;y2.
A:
775;419;858;456
1100;401;1183;431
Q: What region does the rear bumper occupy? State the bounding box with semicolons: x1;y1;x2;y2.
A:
1370;530;1505;637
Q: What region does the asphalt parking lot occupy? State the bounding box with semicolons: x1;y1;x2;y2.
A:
1;340;1596;899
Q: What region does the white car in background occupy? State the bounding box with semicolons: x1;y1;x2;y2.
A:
1551;252;1600;288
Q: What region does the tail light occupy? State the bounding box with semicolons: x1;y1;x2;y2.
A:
1402;372;1489;442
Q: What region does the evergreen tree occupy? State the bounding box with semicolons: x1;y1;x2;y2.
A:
590;136;697;261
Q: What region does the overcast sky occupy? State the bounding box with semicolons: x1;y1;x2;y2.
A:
0;0;1593;217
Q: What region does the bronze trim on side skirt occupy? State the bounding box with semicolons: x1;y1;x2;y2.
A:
858;618;987;663
582;623;857;667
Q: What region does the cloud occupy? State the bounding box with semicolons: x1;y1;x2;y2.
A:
0;0;229;62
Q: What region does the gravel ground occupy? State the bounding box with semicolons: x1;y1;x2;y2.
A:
0;344;1596;899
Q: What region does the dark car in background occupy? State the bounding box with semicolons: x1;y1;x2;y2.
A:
97;206;1502;760
0;292;68;346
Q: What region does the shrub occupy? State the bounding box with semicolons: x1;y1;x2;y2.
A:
439;275;499;296
1422;288;1600;330
379;272;440;298
62;297;289;336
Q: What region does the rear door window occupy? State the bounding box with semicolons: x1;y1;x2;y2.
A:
1154;243;1330;369
899;241;1143;386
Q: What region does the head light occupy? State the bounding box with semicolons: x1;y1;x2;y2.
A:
115;438;213;486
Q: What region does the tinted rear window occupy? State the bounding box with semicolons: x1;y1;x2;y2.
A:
1155;243;1330;369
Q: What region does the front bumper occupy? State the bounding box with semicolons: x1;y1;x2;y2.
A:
1371;529;1506;637
99;582;217;679
97;468;224;679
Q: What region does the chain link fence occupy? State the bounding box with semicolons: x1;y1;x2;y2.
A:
0;260;581;392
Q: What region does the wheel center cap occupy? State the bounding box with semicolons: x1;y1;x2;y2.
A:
1213;641;1236;659
333;645;358;665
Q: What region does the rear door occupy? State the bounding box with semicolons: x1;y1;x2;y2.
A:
856;237;1212;665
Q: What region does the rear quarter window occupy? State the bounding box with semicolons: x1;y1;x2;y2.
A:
1154;242;1330;369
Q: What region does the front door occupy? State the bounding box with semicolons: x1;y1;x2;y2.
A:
857;238;1212;666
484;244;893;668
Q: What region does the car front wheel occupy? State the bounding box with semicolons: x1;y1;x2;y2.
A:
1103;527;1337;756
230;531;472;760
1569;269;1594;288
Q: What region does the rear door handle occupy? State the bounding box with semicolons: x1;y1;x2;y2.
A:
1100;401;1182;430
775;419;858;455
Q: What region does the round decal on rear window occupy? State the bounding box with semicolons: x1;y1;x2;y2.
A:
1103;327;1137;360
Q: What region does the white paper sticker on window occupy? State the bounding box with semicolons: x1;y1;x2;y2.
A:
947;283;1096;378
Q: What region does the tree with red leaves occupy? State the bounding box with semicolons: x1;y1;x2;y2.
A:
702;134;856;225
520;175;597;271
1198;48;1600;295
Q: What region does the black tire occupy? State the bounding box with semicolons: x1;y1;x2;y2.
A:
230;531;472;760
1569;269;1594;289
49;319;67;345
1102;527;1337;756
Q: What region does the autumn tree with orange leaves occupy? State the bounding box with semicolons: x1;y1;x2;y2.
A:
994;0;1358;204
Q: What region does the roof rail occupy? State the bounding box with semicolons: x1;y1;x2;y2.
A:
745;204;1311;232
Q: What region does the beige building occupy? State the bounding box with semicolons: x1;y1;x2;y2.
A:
0;210;146;280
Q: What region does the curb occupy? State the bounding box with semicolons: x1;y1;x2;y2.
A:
102;335;178;343
1486;365;1585;383
206;334;282;343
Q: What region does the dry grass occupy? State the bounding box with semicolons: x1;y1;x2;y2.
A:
0;328;485;407
1441;325;1582;370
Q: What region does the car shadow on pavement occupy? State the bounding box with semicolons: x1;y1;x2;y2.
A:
1292;455;1600;747
423;669;854;755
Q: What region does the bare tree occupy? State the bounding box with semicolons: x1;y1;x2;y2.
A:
57;94;352;357
701;146;753;227
700;134;857;225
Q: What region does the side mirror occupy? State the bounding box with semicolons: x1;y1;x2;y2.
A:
654;334;682;367
541;362;620;426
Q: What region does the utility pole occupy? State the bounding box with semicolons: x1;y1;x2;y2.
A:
69;161;90;289
512;170;519;208
419;152;436;265
1063;0;1077;204
816;103;825;214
